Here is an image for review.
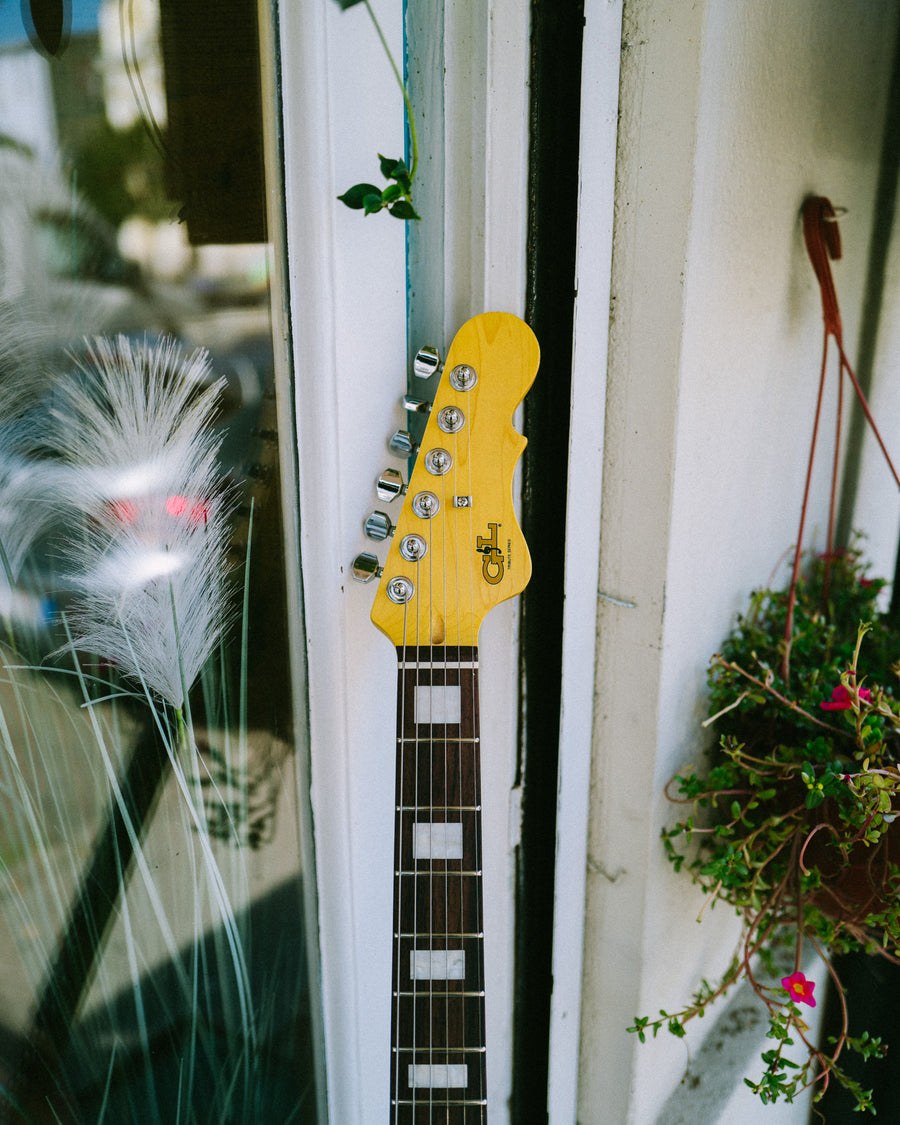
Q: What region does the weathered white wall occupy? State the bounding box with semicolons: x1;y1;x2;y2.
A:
577;1;900;1122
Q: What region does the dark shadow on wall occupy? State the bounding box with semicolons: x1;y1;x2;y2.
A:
820;13;900;1125
513;2;585;1123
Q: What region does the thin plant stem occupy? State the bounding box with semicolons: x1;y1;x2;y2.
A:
824;344;845;604
363;0;418;179
710;655;849;736
782;332;830;683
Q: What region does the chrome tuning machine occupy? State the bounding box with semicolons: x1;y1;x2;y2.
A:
375;467;406;502
388;429;419;459
351;553;383;583
413;345;442;380
363;510;395;541
401;394;432;416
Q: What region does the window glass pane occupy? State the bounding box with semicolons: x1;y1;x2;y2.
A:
0;2;319;1121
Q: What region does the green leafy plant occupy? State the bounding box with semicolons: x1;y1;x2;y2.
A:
334;0;420;220
337;153;419;221
629;544;900;1113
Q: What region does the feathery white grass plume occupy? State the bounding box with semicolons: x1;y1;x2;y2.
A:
56;335;233;708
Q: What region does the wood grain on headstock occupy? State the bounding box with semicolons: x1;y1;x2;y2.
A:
371;312;539;647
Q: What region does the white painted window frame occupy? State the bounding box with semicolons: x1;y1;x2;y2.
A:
276;1;536;1121
545;5;624;1122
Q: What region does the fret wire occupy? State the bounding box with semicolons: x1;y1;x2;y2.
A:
397;738;480;745
396;932;484;939
396;870;482;876
393;1100;488;1106
398;805;481;812
394;991;486;998
397;802;475;814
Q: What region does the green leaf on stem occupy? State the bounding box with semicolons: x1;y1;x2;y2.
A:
381;182;404;205
389;200;421;220
338;183;382;209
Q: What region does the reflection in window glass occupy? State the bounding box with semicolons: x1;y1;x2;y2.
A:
0;2;318;1121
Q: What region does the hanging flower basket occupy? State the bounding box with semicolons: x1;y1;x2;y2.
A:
631;546;900;1113
630;199;900;1115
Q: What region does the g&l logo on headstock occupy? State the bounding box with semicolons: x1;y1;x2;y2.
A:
476;522;504;585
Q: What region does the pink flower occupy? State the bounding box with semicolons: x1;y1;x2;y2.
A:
781;971;816;1008
820;683;872;711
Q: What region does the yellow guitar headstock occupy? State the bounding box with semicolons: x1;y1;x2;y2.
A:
359;312;539;648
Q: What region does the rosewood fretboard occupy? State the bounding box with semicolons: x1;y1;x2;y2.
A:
391;645;487;1124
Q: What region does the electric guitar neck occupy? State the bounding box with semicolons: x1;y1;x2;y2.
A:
392;643;485;1120
354;311;539;1122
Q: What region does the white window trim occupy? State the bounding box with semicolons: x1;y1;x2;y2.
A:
546;4;623;1121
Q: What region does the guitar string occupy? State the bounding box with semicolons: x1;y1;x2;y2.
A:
444;428;454;1116
464;392;481;1122
416;572;424;1117
405;598;415;1120
429;472;437;1119
393;601;406;1122
458;415;470;1122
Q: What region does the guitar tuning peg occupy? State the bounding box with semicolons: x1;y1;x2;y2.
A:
364;510;394;541
401;394;432;416
375;467;406;502
351;553;383;583
388;429;418;459
412;345;442;380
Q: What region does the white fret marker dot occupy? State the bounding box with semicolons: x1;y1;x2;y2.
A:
414;684;461;725
408;1063;468;1088
414;821;463;860
411;949;466;980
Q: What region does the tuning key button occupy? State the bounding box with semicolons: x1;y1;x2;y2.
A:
401;394;432;416
411;491;440;519
351;553;383;583
437;405;465;434
399;534;427;561
449;363;477;391
386;576;415;604
424;448;452;475
388;429;418;459
413;345;442;380
376;467;406;502
364;511;394;541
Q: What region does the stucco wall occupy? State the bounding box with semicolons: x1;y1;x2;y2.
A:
578;2;900;1122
